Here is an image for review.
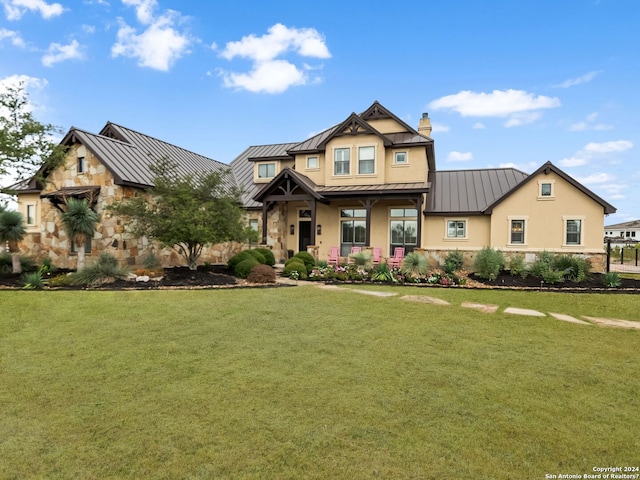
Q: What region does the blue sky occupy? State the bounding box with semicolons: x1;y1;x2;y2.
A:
1;0;638;223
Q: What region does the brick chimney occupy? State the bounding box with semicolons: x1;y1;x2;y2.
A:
418;112;432;137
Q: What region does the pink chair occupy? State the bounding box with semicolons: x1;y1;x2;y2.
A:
387;247;405;268
347;246;362;264
328;246;340;266
372;247;382;265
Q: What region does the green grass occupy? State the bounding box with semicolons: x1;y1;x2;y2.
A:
1;287;638;479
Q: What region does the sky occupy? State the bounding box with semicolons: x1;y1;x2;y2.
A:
1;0;639;224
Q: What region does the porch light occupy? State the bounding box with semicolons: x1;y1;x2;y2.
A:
290;224;295;235
317;224;322;235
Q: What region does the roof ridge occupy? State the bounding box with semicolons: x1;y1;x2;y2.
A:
436;167;529;175
71;127;137;148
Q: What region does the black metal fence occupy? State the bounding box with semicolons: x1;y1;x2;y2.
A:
606;239;640;273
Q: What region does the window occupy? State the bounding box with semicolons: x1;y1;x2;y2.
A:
77;157;85;174
394;151;408;164
390;208;418;255
248;219;258;231
26;204;36;226
334;148;350;175
340;208;366;256
258;163;275;179
540;183;552;196
447;220;466;238
510;219;525;244
358;146;375;174
306;156;318;169
566;219;582;245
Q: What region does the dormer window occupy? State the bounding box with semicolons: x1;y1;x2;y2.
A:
306;156;318;169
77;157;86;174
258;163;275;179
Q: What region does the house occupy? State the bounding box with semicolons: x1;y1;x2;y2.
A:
8;101;616;270
231;101;615;270
604;219;640;243
11;122;243;269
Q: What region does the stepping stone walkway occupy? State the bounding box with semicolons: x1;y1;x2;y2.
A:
281;280;640;330
400;295;450;305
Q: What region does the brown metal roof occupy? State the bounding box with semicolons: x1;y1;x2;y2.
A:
605;219;640;229
230;143;300;208
318;182;429;196
426;168;529;214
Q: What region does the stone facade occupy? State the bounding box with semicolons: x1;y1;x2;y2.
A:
19;145;250;270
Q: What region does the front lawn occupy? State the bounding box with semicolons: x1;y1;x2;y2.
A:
1;287;638;479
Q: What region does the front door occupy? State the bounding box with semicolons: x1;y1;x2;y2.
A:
298;221;311;253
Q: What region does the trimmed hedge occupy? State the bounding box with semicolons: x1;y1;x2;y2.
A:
253;248;275;266
247;264;276;283
235;258;260;278
283;260;307;279
292;251;315;272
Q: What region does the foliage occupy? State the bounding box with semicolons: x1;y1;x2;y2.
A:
602;272;621;288
552;255;590;282
283;259;307;279
247;264;276;284
69;253;129;287
60;198;99;271
371;262;393;282
234;258;259;278
0;82;66;184
40;256;57;275
0;209;26;273
142;252;162;269
21;270;47;290
245;249;266;265
401;252;429;277
228;250;256;271
508;254;528;278
253;247;275;266
444;250;464;273
472;247;505;280
110;157;248;270
349;251;371;267
292;251;315;272
541;268;565;284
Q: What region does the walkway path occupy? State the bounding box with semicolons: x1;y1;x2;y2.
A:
277;278;640;330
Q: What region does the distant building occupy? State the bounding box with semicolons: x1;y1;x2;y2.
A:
604;219;640;243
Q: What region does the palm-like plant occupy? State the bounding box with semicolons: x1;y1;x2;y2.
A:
60;198;99;271
0;210;26;273
401;252;429;278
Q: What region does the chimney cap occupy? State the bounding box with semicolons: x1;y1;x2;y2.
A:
422;112;429;119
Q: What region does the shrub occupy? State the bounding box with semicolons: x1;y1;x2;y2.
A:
22;271;47;290
349;251;371;267
293;251;315;272
371;262;393;282
444;250;464;272
228;250;257;271
401;252;429;277
247;264;276;283
283;260;307;279
602;272;621;288
40;257;58;275
473;247;505;280
234;258;260;278
508;254;528;278
552;255;590;282
69;253;129;287
541;268;565;284
0;253;37;273
245;249;266;264
253;248;275;266
142;252;162;269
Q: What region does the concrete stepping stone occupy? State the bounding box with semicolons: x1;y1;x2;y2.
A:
549;312;590;325
400;295;450;305
582;316;640;330
352;289;398;297
461;302;499;313
503;307;545;317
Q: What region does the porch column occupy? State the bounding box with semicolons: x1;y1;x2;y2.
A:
416;194;423;248
309;198;317;246
360;198;378;246
261;202;269;244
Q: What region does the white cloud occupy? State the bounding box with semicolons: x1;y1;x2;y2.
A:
2;0;64;20
111;5;191;71
0;73;47;95
446;151;473;162
0;27;25;47
554;70;602;88
220;60;306;94
82;24;96;34
569;112;613;131
575;172;614;185
219;23;330;94
431;123;449;133
558;140;633;168
428;89;560;127
472;122;485;129
42;39;83;67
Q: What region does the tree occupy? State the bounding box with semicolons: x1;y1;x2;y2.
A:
111;158;249;270
0;209;26;273
60;198;99;271
0;82;66;184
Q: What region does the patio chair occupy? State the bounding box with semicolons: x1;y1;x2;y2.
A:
387;247;405;268
371;247;382;265
327;246;340;266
